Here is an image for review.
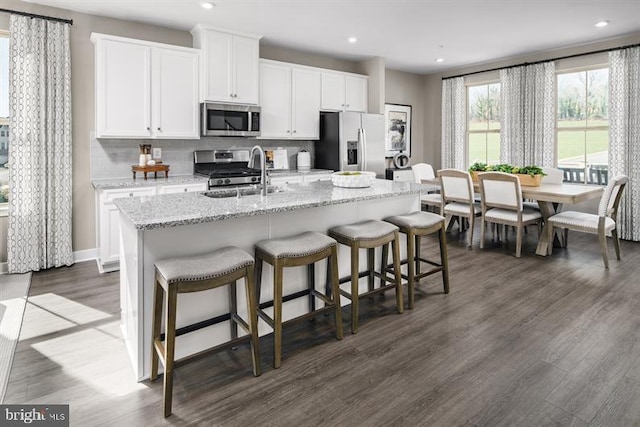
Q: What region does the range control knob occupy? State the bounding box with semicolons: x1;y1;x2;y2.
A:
224;178;231;184
217;179;223;185
251;177;258;182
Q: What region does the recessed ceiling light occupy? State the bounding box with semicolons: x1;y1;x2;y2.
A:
595;20;609;27
435;58;444;63
201;2;214;10
348;37;357;44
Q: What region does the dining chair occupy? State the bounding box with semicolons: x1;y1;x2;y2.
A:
438;168;480;248
478;172;543;257
546;175;628;268
412;163;441;213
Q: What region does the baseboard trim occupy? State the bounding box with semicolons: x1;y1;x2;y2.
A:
0;248;98;274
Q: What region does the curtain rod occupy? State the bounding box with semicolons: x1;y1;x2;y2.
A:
0;7;73;25
442;42;640;80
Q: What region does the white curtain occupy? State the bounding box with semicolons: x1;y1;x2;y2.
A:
500;62;555;167
441;77;466;170
609;47;640;241
7;15;73;273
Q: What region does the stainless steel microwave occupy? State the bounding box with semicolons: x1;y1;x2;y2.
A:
201;102;261;137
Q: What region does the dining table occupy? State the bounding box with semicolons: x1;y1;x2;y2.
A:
421;178;604;256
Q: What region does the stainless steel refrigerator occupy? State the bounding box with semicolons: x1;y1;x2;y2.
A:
316;111;386;177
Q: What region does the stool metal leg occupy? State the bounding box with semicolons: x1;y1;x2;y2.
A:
255;257;263;305
307;264;316;312
329;246;344;340
406;229;416;310
163;286;178;418
273;262;284;369
392;232;404;313
350;244;360;334
380;243;389;288
150;279;163;382
244;267;262;376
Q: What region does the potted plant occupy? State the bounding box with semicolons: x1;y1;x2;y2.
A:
468;162;487;181
468;163;545;186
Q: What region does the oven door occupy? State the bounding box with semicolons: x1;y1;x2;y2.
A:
201;102;261;137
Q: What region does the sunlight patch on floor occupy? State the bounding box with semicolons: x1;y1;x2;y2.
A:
30;321;145;397
19;293;111;341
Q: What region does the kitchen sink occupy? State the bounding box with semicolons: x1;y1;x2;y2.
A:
203;186;287;199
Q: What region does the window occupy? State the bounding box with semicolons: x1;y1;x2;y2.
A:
0;31;8;207
556;68;609;185
467;83;500;167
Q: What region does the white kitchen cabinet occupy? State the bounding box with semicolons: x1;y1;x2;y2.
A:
96;186;157;273
191;25;261;105
321;72;368;113
92;33;199;139
303;173;332;183
157;182;207;194
269;175;304;186
259;60;321;140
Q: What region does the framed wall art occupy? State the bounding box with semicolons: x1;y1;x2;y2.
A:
384;103;412;158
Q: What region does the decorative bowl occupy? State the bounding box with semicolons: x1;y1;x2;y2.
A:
331;171;376;188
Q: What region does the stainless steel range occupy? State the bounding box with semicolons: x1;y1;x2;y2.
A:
194;150;261;189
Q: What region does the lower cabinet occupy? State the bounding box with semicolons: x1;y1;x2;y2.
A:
96;181;207;273
157;182;208;194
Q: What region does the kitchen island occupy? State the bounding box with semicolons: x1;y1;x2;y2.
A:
114;179;424;380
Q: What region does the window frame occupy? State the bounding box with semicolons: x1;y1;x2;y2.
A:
555;65;610;185
466;80;501;167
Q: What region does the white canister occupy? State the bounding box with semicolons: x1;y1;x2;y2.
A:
138;154;147;166
297;150;311;171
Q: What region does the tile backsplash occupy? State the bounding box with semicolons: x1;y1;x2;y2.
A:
90;134;315;179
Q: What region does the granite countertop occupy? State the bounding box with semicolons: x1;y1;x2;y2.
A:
92;175;209;190
114;179;425;231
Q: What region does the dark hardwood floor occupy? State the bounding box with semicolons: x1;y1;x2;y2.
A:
5;227;640;426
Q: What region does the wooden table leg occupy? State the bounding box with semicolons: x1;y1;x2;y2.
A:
535;201;566;256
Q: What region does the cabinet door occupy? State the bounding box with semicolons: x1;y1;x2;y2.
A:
158;182;207;194
153;48;199;139
98;187;156;272
291;68;321;139
345;76;368;112
259;62;291;138
203;30;234;102
96;39;151;137
233;35;260;104
321;72;346;111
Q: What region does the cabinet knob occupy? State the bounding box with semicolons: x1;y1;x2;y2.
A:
184;188;187;192
346;104;349;107
286;130;290;133
293;130;297;133
129;193;133;197
341;104;345;107
146;127;150;131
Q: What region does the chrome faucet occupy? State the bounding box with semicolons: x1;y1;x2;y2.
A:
248;145;268;196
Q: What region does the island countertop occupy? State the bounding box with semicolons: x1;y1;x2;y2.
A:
114;179;426;231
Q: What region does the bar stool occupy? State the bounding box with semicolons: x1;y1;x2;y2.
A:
328;220;403;334
254;231;343;369
384;211;450;309
150;247;260;418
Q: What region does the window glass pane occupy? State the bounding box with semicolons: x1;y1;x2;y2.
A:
586;68;608;126
468;85;489;131
557;72;587;128
486;132;500;164
468;132;488;166
557;130;586;183
586;130;608;184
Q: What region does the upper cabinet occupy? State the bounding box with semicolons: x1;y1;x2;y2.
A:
321;72;368;113
91;33;199;139
259;60;321;140
191;25;262;105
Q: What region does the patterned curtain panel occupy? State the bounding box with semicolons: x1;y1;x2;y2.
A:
499;62;555;167
7;15;73;273
609;48;640;241
441;77;466;170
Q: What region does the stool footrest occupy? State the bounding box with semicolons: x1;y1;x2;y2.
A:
258;289;310;310
231;313;250;334
311;289;334;305
257;304;337;328
257;308;275;328
339;282;398;300
338;270;371;285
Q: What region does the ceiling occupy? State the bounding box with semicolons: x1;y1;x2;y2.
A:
22;0;640;74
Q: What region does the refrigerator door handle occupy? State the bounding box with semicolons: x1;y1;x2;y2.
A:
358;128;367;172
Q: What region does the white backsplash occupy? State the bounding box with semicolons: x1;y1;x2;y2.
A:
90;134;315;179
